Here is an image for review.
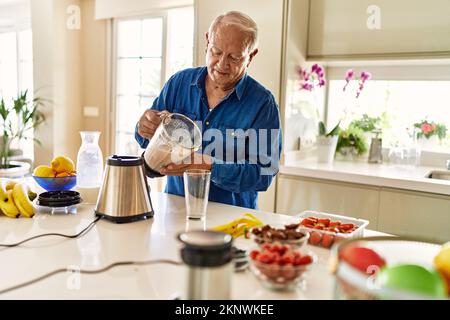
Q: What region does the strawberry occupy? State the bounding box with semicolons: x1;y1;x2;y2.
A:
321;234;335;248
339;223;356;231
309;231;322;245
329;221;341;228
296;255;313;265
282;254;295;266
300;218;316;227
249;250;260;260
318;218;330;227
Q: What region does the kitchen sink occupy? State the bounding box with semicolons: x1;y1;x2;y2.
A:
425;170;450;181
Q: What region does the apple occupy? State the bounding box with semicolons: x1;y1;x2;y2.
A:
340;246;386;274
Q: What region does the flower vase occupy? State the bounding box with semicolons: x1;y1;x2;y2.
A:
317;135;338;163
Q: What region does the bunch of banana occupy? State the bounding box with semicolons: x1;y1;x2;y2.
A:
211;213;264;239
0;178;37;219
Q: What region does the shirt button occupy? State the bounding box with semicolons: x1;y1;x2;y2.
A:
205;121;210;126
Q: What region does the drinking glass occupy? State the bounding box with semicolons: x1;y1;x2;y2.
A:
183;169;211;220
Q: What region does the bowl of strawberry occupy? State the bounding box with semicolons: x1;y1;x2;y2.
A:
295;211;369;249
249;243;315;291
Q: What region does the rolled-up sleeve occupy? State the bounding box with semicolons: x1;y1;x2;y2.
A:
210;94;282;193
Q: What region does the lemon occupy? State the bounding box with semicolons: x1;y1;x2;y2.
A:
33;165;56;178
434;245;450;279
51;156;75;173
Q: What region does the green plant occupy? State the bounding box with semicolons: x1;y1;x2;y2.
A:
336;125;368;156
319;121;341;137
0;90;45;168
414;119;447;140
350;114;381;133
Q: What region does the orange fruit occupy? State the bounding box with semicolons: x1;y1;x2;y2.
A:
56;172;71;178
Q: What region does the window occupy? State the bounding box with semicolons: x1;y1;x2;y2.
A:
326;65;450;154
112;6;194;156
0;29;34;159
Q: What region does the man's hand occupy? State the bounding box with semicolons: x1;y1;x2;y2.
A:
137;110;168;140
160;153;213;176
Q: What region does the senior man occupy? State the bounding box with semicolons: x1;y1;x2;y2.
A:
135;11;282;209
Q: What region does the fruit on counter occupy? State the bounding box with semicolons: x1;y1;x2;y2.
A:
33;156;76;178
250;243;314;267
12;183;36;218
33;165;56;178
299;216;358;234
249;243;314;283
376;264;447;298
434;243;450;295
0;187;20;219
51;156;75;174
297;216;359;248
0;179;37;219
211;213;264;239
339;246;386;274
250;224;307;245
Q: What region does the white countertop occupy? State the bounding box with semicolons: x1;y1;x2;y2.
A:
281;159;450;196
0;192;385;300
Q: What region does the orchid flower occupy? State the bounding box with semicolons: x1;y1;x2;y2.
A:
298;64;326;92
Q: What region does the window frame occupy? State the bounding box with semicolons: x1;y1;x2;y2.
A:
324;62;450;159
0;27;34;159
110;12;168;154
0;28;32;98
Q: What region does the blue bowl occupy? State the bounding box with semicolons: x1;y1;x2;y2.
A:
33;175;77;191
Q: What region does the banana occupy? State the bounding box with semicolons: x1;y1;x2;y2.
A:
12;183;35;218
0;181;20;218
0;178;18;191
211;214;264;239
244;213;263;224
231;224;248;239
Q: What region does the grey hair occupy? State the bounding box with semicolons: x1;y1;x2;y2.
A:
208;11;259;52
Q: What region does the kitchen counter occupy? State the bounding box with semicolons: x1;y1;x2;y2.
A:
0;192;385;300
281;159;450;196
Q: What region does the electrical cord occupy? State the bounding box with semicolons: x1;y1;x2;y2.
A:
0;215;102;248
0;259;182;295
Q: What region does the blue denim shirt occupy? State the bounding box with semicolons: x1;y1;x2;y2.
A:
135;67;282;209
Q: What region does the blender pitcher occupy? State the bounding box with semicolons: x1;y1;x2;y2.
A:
143;113;202;177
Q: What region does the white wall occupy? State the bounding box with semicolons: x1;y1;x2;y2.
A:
34;0;83;165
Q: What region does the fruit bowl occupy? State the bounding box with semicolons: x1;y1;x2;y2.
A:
331;237;450;300
249;243;315;291
249;224;309;249
32;175;77;191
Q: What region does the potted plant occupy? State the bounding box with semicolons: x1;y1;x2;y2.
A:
0;90;45;176
317;121;341;163
298;65;373;163
413;119;447;151
336;124;368;161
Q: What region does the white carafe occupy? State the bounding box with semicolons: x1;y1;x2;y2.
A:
76;131;104;204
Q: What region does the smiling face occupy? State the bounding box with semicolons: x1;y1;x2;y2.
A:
205;23;258;90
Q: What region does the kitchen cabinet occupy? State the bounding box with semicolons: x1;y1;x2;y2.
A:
276;174;380;227
276;174;450;242
378;189;450;244
308;0;450;59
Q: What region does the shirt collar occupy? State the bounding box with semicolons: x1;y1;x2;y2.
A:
191;67;248;101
